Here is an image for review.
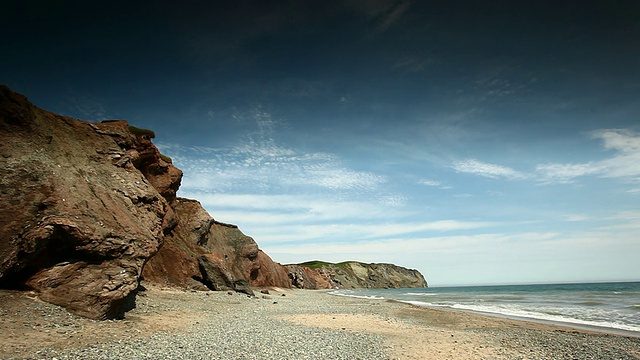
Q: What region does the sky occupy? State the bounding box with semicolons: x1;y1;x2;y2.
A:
2;1;639;286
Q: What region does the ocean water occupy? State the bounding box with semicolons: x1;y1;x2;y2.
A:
331;282;640;335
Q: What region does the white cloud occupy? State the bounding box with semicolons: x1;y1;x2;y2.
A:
248;220;499;246
418;179;453;190
378;194;407;207
607;211;640;221
161;110;385;194
268;232;561;258
595;129;640;153
392;56;435;73
183;191;407;225
452;159;527;180
419;179;441;186
297;164;386;190
535;162;601;184
178;190;498;245
453;129;640;185
536;129;640;184
562;214;590;222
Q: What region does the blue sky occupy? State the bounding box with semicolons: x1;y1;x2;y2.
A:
2;1;639;286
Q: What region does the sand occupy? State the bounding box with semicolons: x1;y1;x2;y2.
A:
1;286;639;359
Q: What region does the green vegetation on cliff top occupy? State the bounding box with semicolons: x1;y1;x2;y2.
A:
298;260;357;269
128;125;156;139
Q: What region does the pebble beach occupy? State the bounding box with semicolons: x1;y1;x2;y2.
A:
1;286;639;360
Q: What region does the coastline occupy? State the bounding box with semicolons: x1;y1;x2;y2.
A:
1;287;639;359
389;299;640;339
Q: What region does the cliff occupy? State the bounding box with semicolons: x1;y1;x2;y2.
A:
287;261;428;289
0;85;288;319
142;198;291;293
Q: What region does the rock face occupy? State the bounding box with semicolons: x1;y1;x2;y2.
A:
0;85;180;319
142;198;292;294
286;261;428;289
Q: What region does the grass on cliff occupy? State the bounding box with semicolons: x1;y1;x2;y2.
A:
159;153;172;163
128;125;156;139
298;260;352;269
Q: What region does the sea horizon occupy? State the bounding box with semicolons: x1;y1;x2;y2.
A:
429;279;640;288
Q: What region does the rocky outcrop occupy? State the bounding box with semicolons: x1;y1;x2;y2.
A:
0;85;180;319
0;86;293;318
286;264;333;289
251;250;291;288
286;261;428;289
142;198;291;294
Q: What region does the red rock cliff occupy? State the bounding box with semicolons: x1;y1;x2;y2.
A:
142;198;291;293
0;85;181;319
0;85;289;319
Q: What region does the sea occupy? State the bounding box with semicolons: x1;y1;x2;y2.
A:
331;281;640;336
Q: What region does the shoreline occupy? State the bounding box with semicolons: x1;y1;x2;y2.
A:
384;299;640;339
1;287;639;359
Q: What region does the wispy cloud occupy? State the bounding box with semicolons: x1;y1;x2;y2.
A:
269;232;562;258
252;220;498;244
535;162;600;184
452;159;527;180
392;56;435;73
419;179;441;187
452;129;640;185
536;129;640;183
371;1;412;33
418;179;452;190
168;143;385;193
296;164;386;190
562;214;590;222
159;107;386;194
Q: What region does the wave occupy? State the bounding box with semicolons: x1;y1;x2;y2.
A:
329;291;384;300
397;300;640;333
483;296;527;302
579;301;604;306
404;292;439;296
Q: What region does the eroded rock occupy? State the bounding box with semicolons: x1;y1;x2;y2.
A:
0;85;180;319
143;198;292;292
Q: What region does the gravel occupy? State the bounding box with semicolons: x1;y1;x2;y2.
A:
13;290;389;360
2;287;639;360
487;327;640;360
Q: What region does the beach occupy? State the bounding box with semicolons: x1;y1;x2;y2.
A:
1;286;639;360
